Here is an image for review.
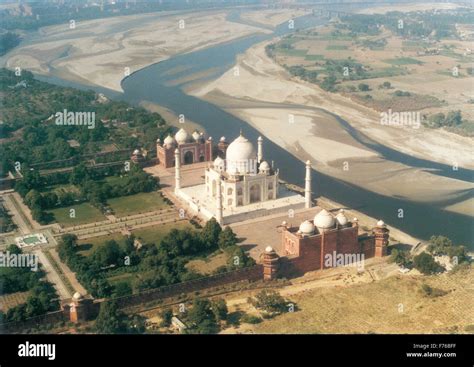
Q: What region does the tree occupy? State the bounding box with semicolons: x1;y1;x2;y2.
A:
95;301;127;334
358;83;370;91
413;252;444;275
113;282;132;297
218;226;238;249
389;249;411;267
200;218;222;250
381;81;391;89
160;308;173;327
91;240;122;267
427;235;453;255
187;298;219;334
250;290;288;315
211;299;228;322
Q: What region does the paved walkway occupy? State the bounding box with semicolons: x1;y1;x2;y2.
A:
35;249;71;300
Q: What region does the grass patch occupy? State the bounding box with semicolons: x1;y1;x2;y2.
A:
107;191;169;217
383;57;423;66
132;220;192;246
77;232;127;257
48;202;105;227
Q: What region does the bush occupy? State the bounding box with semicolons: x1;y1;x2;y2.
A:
241;314;262;324
413;252;444;275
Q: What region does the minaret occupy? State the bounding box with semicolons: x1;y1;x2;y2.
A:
216;175;223;224
174;148;181;194
257;136;263;163
305;160;312;208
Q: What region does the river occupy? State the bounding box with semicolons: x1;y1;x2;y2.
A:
36;11;473;247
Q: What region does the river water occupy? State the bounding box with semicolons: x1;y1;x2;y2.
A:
37;11;473;247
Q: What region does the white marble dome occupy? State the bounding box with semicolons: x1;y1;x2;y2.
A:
175;128;190;144
133;149;140;155
213;157;225;170
265;246;274;253
163;135;176;147
73;292;82;300
314;209;335;230
299;220;315;235
336;210;349;227
377;219;386;227
220;136;226;142
259;160;270;173
226;134;256;174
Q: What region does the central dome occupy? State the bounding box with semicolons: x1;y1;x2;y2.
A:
175;128;190;144
226;134;257;174
314;209;335;231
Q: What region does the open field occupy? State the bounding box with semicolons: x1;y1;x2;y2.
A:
2;9;272;92
186;251;228;275
48;202;105;227
107;191;169;217
131;220;192;246
222;266;474;334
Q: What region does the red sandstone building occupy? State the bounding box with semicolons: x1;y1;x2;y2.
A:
262;209;389;279
156;128;213;168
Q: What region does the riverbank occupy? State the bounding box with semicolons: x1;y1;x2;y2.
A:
187;39;474;217
2;9;273;92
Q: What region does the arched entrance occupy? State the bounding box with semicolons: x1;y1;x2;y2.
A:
212;180;217;197
249;184;261;203
184;151;194;164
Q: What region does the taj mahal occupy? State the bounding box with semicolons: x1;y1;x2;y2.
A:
171;130;309;225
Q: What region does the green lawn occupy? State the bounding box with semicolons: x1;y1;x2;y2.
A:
77;232;127;257
383;57;423;66
132;221;193;246
107;191;169;217
48;202;105;227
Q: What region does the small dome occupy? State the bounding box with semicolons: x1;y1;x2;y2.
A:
220;136;226;142
163;135;176;147
175;128;190;144
265;246;274;253
336;210;348;227
259;160;270;173
156;138;161;143
213;157;225;170
133;149;140;155
299;220;315;235
73;292;82;300
192;131;201;141
377;220;386;228
314;209;335;230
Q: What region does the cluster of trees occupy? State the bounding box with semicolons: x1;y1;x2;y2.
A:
0;32;21;56
425;111;463;129
0;245;59;323
58;234;113;298
94;300;145;334
0;204;16;233
57;218;252;298
249;290;291;318
389;236;469;275
0;68;171;176
166;297;228;334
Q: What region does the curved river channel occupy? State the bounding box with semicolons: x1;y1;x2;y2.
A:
39;11;474;246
